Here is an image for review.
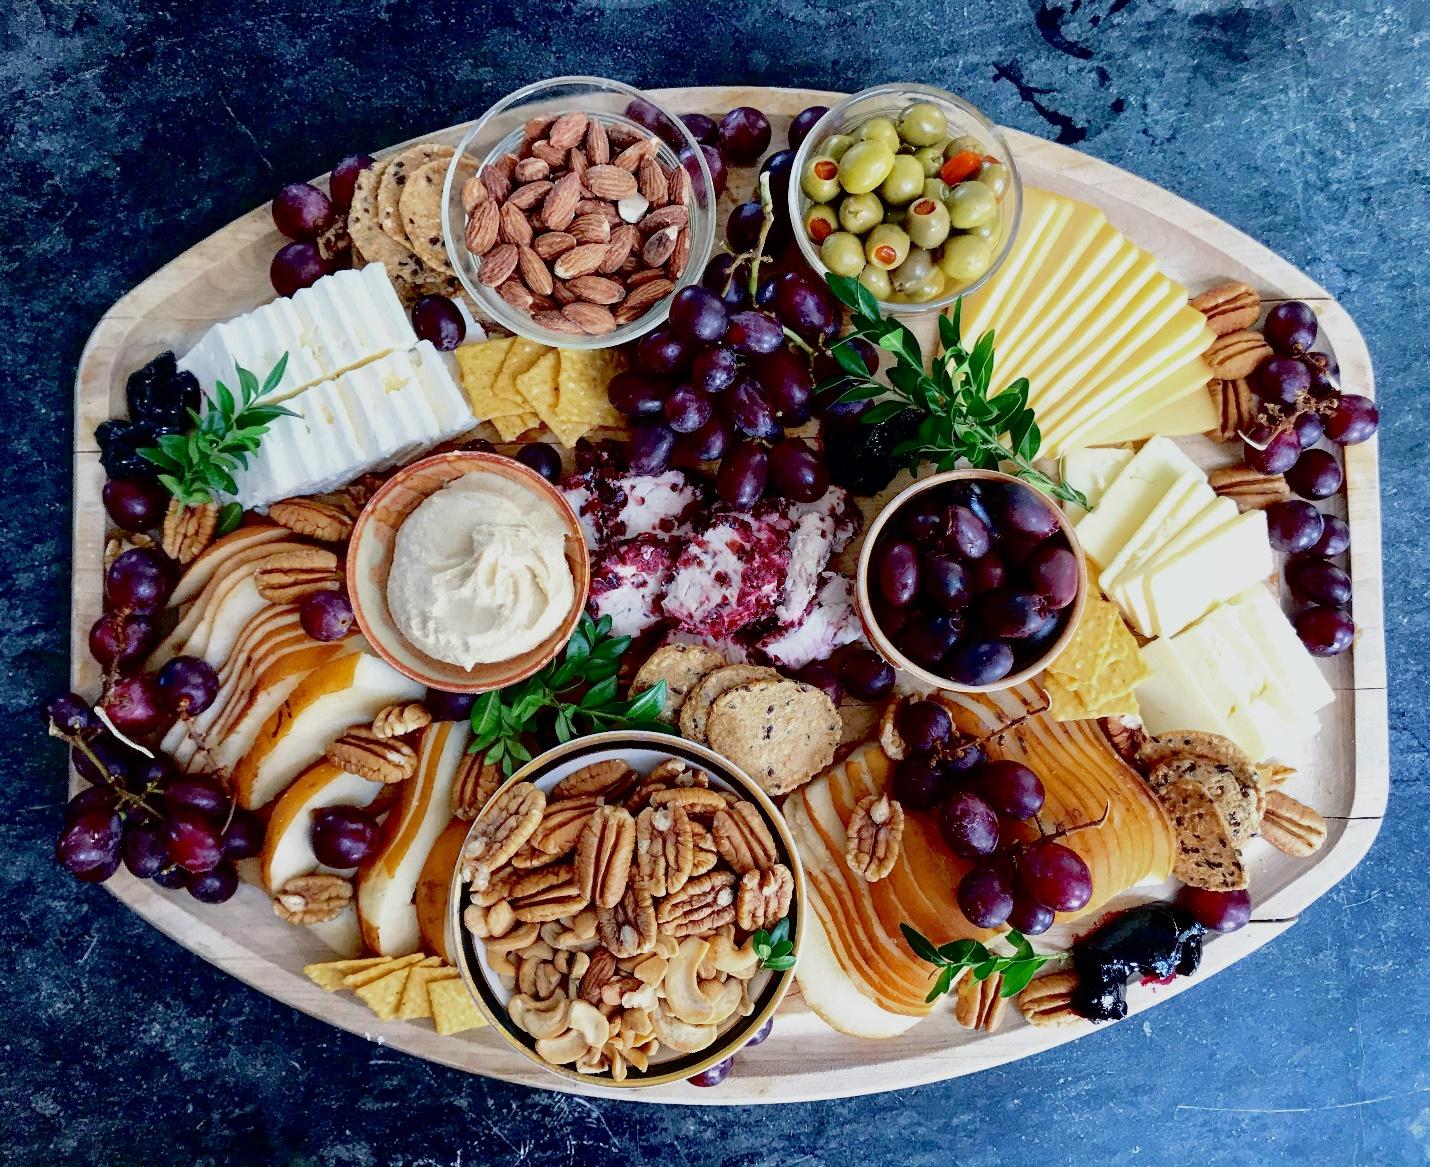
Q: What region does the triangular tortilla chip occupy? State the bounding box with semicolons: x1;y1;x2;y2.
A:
342;952;423;989
515;350;562;432
429;976;488;1035
495;338;551;409
491;409;540;442
304;956;386;991
399;966;461;1021
550;348;623;446
354;966;414;1020
456;339;523;420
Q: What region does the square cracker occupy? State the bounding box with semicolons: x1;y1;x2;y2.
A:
342;952;423;989
304;956;386;992
550;348;623;446
429;976;488;1036
399;966;461;1021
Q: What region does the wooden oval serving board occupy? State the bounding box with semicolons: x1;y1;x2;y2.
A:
70;86;1385;1104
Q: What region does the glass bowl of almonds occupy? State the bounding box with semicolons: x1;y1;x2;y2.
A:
447;730;805;1088
442;76;718;349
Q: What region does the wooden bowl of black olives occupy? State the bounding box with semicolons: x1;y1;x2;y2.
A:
855;469;1088;691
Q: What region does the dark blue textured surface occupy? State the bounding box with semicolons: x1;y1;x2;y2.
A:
3;2;1426;1164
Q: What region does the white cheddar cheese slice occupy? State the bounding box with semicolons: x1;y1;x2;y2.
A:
1087;358;1217;445
1059;446;1134;523
1134;509;1272;638
1073;437;1199;569
988;200;1106;358
1099;474;1214;593
1135;638;1237;741
1140;494;1238;575
1221;588;1335;713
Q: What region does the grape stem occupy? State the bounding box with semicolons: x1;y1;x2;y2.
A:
57;722;163;818
745;172;776;299
1032;801;1111;843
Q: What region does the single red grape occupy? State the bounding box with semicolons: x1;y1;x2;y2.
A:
1176;886;1251;933
412;295;466;351
103;478;169;531
299;591;355;642
271;241;328;297
329;154;375;210
957;865;1014;929
1017;839;1092;912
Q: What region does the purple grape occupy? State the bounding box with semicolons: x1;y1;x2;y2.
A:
945;505;991;561
221;808;264;861
1018;840;1092;913
726;201;766;252
725;311;785;356
897;613;961;670
759;148;796;206
939;792;1000;858
773;272;838;345
312;805;380;867
664;386;713;434
751;348;813;419
636;329;693;376
688;1057;733;1087
957;865;1014;929
164;810;224;873
299;591;355;642
102;674;167;737
462;438;496;455
898;701;953;752
188;862;239;904
793;662;841;704
1176;886;1251;933
1286;555;1352;607
411;295;466;351
607;370;670;420
745;1016;775;1048
1026;544;1079;610
923;553;972;611
272;182;333;241
971;760;1045;820
726;378;780;439
702;254;750;309
57;806;123;882
1307;513;1350;557
768;438;828;503
624;98;682;147
270;241;327;297
426;688;476;722
668;285;728;343
681;414;733;462
71;735;138;787
123;822;170;879
715;441;768;510
152;865;189;890
156;656;220;717
1253;356;1311;406
692;347;738;397
788;105;829;149
718;106;772;165
88;611;155;673
977;589;1050;639
66;785;119;824
627;422;677;474
839;647;896;701
165;776;229;821
947;639;1015;687
516;443;562;483
329;154;374;210
1008;897;1055;936
680;143;726;197
892;753;946;810
103;478;169;531
106;547;173;614
876;539;920;607
47;692;101;738
1326;395;1379;445
680;112;719;145
1265;499;1324;554
1305;351;1340;395
1296;606;1354;656
1242;424;1301;476
1264;301;1318;355
1293;410;1325;448
1286;448;1343;500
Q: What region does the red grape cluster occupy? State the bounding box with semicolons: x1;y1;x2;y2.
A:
269;154;373;297
1241;301;1375;657
870;478;1078;687
888;697;1093;934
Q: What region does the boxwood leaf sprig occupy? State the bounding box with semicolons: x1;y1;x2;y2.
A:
469;614;672;776
753;917;797;972
900;923;1063;1002
140;354;298;507
818;275;1088;509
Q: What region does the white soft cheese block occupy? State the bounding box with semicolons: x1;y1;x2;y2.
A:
1073;436;1199;569
1130;509;1272;638
1059;446;1134;523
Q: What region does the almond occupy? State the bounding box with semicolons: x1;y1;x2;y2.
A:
615;278;674;324
598;224;638;274
668;163;692;207
639;204;689;235
585;118;610;165
541;172;582;231
553;242;610;280
498;201;533;247
568;213;612;246
641;225;680;267
533;231;577;260
513;156;550;183
460;175;487;212
548;111;589;151
531;140;567;169
481;158;513;203
550;279;578;306
478;242;520;287
638;158;669;207
497;279;536;311
523;115;557;145
563;302;617;335
575;199;621;226
568;146;588;187
533;309;584;334
517;245;554;295
506;179;552;211
667;227;691;279
566;275;626;305
464;198;499;255
586;164;639;200
628;266;667;287
612;137;659;172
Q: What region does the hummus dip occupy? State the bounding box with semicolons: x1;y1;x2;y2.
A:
387;472;575;668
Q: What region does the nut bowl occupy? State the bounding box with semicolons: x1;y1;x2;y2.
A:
788;82;1022;315
346;450;590;694
856;469;1088;693
441;75;717;349
446;731;806;1090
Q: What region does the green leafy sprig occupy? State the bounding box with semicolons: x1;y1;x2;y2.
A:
818;275;1088;509
753;918;797;973
469;614;671;775
140;355;297;507
900;923;1063;1002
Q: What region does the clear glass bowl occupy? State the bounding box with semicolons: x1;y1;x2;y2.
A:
787;83;1022;317
441;76;717;349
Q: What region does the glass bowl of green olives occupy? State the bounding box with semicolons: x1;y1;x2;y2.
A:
788;83;1021;312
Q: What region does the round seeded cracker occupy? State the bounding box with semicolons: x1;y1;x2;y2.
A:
398;158;456;275
1157;777;1248;891
705;678;840;797
679;664;779;744
632;644;727;724
377;143;454;245
349;163;417;271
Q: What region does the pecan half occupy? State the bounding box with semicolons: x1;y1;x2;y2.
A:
1204;377;1257;442
531;795;600;857
512;841;564;869
325;724;417;784
371;701;431;739
254;546;340;603
162;500;217;565
689;822;719;877
735;864;793;932
954;970;1007;1032
712;801;778;874
1209;464;1291;510
273;873;351;925
1190;281;1261;336
509;863;589;923
845;793;904;883
598;885;658;958
579;946;620;1006
659;870;737;937
1205;329;1273;381
1260;790;1327;856
649;787;727;816
451;750;503;819
268;496;354;542
1017;973;1083;1028
461;782;546;890
877;696;909;761
634;803;695;897
575;805;637;909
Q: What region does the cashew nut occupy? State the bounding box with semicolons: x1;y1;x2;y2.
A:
484;921;540;977
664;936;743;1026
705;932;759;979
508;992;569;1040
536;999;611;1064
650;1001;718;1052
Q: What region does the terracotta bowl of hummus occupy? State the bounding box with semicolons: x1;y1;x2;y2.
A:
347;450;591;693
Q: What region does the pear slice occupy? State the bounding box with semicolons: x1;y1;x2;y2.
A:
261;759;386;894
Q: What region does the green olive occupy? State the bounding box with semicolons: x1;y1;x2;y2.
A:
912;144;946;177
803;203;839;243
822;133;857;161
821;231;868;277
965;216;1000;242
801;155;842;202
890;247;935;294
944;134;987;159
922;177;951;203
938;234;994;282
858;117;901;152
907;267;948;303
838;192;884;235
879;155;926;205
857;264;894;301
977;162;1010;199
906;197;952;249
837;141;896;194
897;102;949;147
864;223;910;271
947;180;998;229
